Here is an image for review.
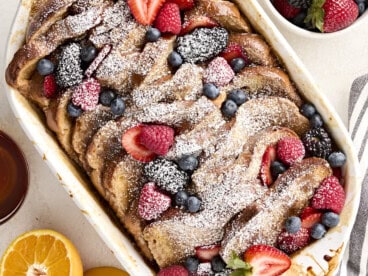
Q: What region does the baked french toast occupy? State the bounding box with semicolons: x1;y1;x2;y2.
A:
6;0;348;274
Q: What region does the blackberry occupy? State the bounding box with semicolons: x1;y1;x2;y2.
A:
302;128;332;159
144;159;189;194
287;0;311;8
177;27;228;64
56;43;83;88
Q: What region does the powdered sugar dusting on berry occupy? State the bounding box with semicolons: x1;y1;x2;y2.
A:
72;78;101;111
204;57;235;87
85;44;112;77
56;43;83;88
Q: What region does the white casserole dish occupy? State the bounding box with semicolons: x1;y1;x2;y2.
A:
4;0;362;275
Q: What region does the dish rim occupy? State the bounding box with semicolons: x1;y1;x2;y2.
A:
3;0;362;275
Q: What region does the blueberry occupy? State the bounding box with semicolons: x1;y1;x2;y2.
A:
187;196;201;213
327;151;346;168
184;257;199;272
285;216;301;234
322;212;340;228
110;97;126;116
228;89;249;106
175;191;189;207
291;11;307;27
178;155;199;172
311;223;326;239
99;90;116;106
310;113;324;128
67;102;83;118
230;58;246;73
271;161;287;180
358;2;366;15
146;27;161;42
211;256;226;272
37;59;54;76
80;45;97;63
203;83;220;99
168;51;183;68
221;100;238;117
300;103;316;118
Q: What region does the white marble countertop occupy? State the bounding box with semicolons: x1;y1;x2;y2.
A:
1;0;368;272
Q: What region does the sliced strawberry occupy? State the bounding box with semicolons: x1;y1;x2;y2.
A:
168;0;195;10
154;3;182;34
300;206;320;219
195;245;221;262
301;213;322;229
277;228;310;254
244;245;291;276
180;16;218;35
220;42;248;64
121;125;156;163
85;44;111;78
259;146;277;186
138;182;171;220
311;176;346;214
128;0;166;25
138;125;175;156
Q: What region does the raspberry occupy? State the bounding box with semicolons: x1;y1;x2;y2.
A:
277;228;310;254
311;176;346;214
302;128;332;159
204;57;235;87
138;125;175;156
277;137;305;166
138;182;171;220
154;3;181;35
43;75;57;98
72;78;101;111
158;265;189;276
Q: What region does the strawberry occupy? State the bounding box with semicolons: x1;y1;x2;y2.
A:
180;16;218;35
260;146;277;186
195;245;221;262
122;125;156;163
138;125;175;155
301;212;322;228
154;3;182;35
138;182;171;220
168;0;195;10
158;265;189;276
300;206;320;219
203;57;235;87
128;0;166;25
277;137;305;166
311;176;346;214
85;45;111;78
277;228;310;254
220;42;248;64
305;0;359;33
273;0;302;19
43;74;57;98
72;78;101;111
244;245;291;276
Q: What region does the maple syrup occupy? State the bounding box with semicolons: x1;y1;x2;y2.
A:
0;131;28;224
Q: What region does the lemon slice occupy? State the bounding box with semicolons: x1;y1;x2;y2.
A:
0;229;83;276
84;267;129;276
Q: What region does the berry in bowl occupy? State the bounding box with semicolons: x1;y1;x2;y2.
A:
270;0;366;33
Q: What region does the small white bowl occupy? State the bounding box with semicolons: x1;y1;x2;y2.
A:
258;0;368;39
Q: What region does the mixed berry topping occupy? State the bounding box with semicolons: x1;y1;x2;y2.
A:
37;59;55;76
228;89;249;106
157;265;189;276
310;223;327;239
168;51;184;69
138;182;171;220
202;83;220;100
146;27;161;42
176;27;228;63
302;127;332;158
178;155;199;172
276;137;305;166
80;45;97;63
260;146;277;186
110;97;126;116
138;125;175;156
84;44;111;78
99;90;116;107
277;228;310;254
328;151;346;168
321;211;340;228
67;102;83;118
154;3;182;35
220;42;248;65
168;0;195;10
43;74;57;99
180;15;218;35
221;100;238;118
144;158;189;194
56;43;83;88
284;216;302;234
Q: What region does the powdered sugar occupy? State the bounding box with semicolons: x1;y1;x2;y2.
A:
56;43;83;88
204;57;235;87
72;78;101;111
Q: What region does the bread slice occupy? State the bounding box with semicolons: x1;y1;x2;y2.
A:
228;33;278;67
184;0;252;33
221;67;302;107
220;158;332;262
71;105;115;171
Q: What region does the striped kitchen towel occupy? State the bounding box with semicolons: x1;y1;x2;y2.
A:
340;74;368;276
